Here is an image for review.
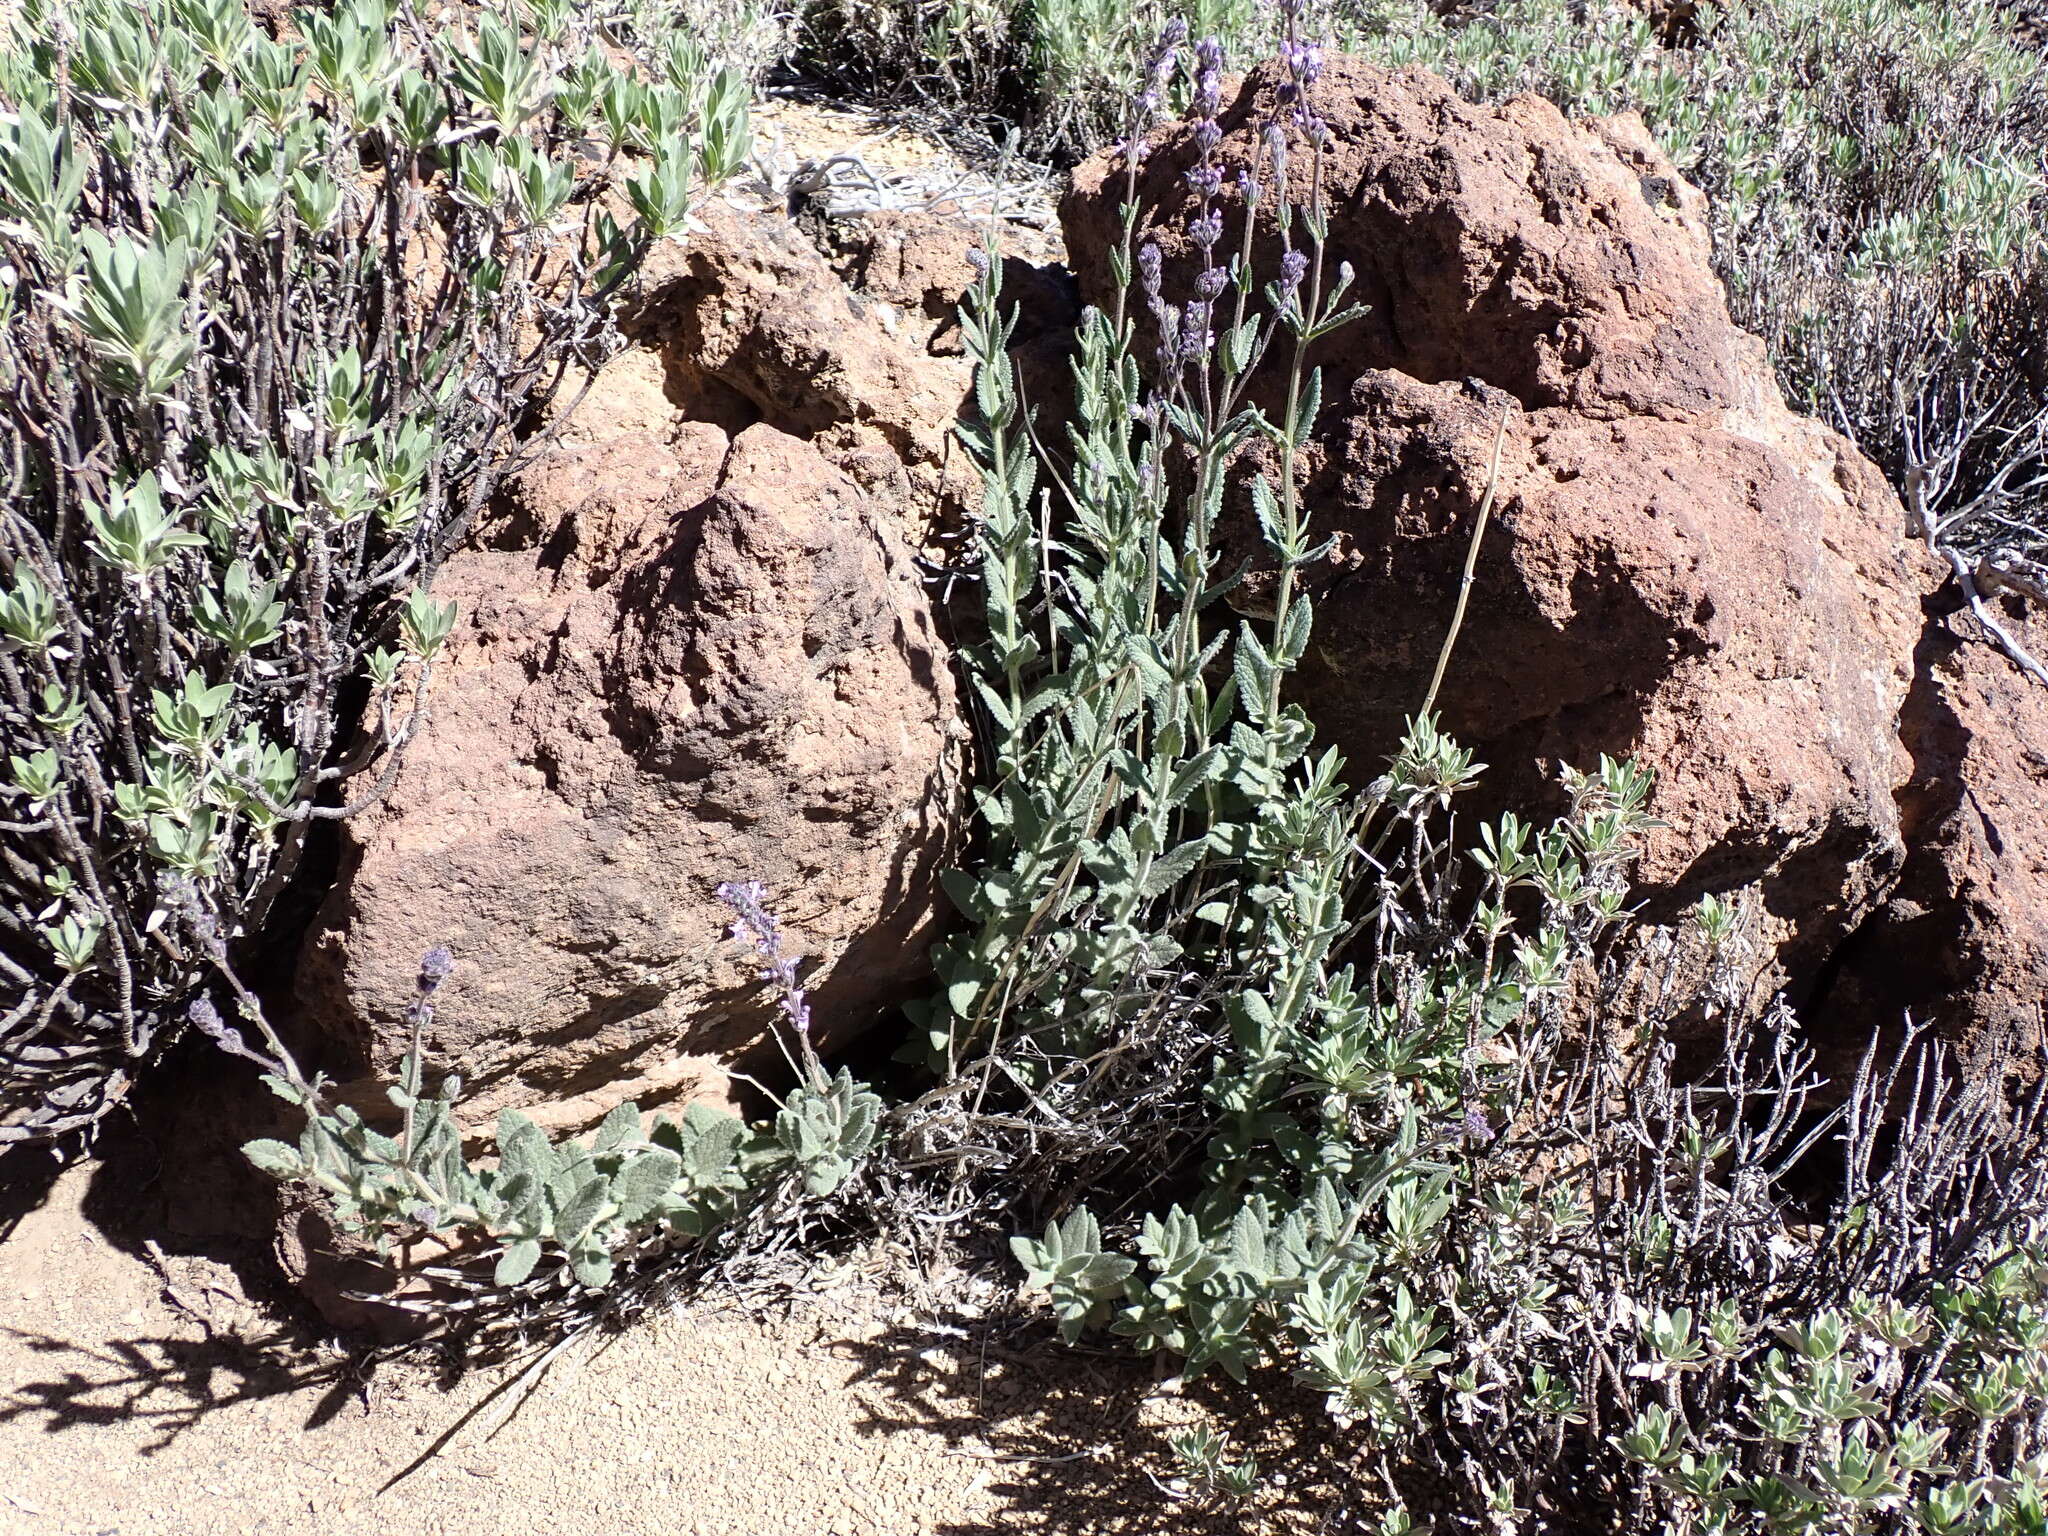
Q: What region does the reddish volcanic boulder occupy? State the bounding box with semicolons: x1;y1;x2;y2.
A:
1818;597;2048;1057
295;401;961;1137
1062;59;1930;986
625;204;979;534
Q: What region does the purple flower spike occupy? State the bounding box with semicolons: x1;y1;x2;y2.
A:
1138;242;1164;298
419;946;454;988
1131;20;1188;149
717;880;814;1044
1192;35;1224;120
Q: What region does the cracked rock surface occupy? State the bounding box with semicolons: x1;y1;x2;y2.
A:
295;401;962;1138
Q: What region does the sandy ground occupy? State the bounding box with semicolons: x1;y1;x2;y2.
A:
0;1161;1308;1536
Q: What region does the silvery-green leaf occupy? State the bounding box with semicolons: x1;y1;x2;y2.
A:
494;1238;542;1287
612;1148;681;1225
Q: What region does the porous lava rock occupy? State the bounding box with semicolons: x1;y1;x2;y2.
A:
1063;59;1929;986
295;400;961;1137
822;208;1083;422
624;204;979;534
624;204;1076;536
1817;596;2048;1059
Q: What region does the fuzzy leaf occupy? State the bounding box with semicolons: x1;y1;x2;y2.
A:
496;1109;554;1186
242;1138;303;1178
1141;838;1208;899
495;1237;542;1287
571;1246;615;1288
593;1099;641;1152
612;1148;682;1224
552;1173;611;1242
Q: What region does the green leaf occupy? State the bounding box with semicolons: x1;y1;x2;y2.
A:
1140;838;1209;899
552;1173;611;1242
1072;1252;1138;1293
1293;367;1323;444
571;1247;615;1288
495;1238;542;1287
684;1112;744;1181
496;1110;554;1186
612;1148;682;1224
593;1099;641;1152
242;1138;303;1178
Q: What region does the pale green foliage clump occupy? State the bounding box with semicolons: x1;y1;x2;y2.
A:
232;885;882;1313
936;80;2048;1527
0;0;751;1147
244;1056;878;1295
245;1064;756;1291
1166;1422;1262;1505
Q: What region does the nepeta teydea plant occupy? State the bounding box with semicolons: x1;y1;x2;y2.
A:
229;883;882;1312
0;0;751;1148
931;10;1635;1360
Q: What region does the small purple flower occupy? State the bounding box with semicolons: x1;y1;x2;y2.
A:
1179;299;1214;360
1279;248;1309;290
1195;265;1227;300
1192;119;1222;155
1188;211;1224;249
1137;242;1163;298
1152;299;1184;372
966;246;990;279
1132;21;1188;141
187;992;256;1067
1193;36;1224;120
418;946;454;988
1283;40;1323;90
1186;160;1223;197
717;879;813;1042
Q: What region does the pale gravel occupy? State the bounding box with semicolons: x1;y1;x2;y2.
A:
0;1164;1293;1536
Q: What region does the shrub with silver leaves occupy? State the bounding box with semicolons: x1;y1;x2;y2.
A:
0;0;749;1148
